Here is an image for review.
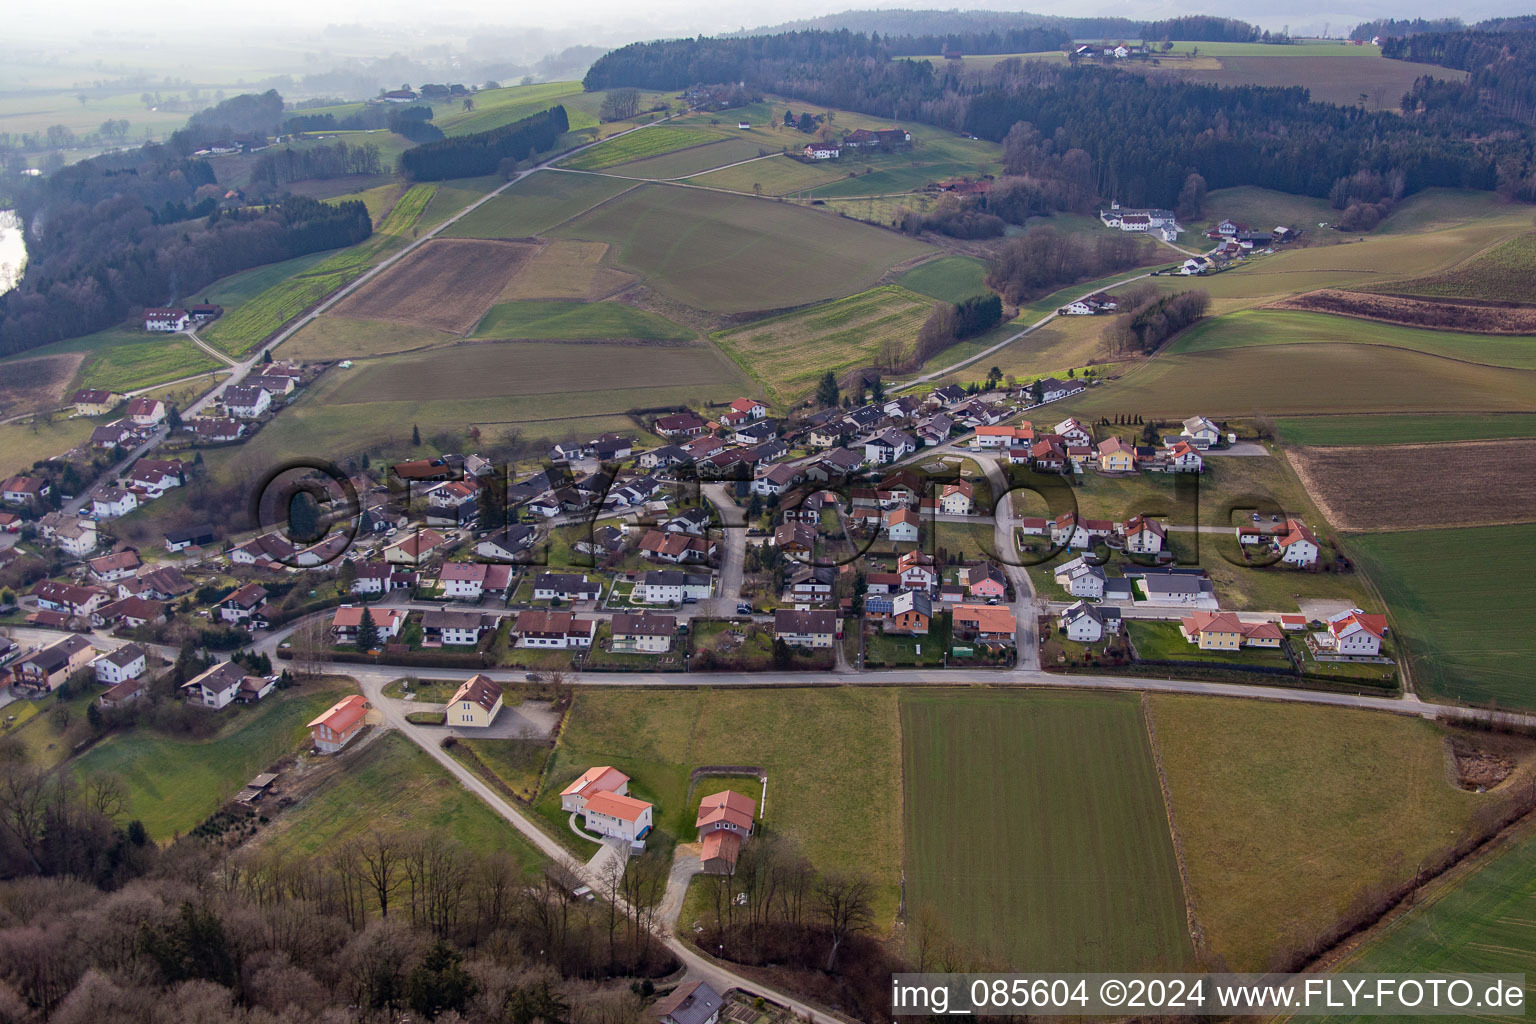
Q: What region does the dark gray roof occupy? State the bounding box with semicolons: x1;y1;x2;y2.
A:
653;981;723;1024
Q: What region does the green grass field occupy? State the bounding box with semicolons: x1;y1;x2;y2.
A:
208;339;750;475
1277;413;1536;446
539;687;905;923
605;137;768;179
1346;525;1536;708
1315;822;1536;1023
559;127;723;170
804;135;1004;199
897;256;991;303
1;323;222;395
1066;345;1536;419
445;171;637;238
1149;695;1491;971
1169;309;1536;370
552;183;932;313
687;154;850;196
902;690;1193;970
1183;186;1339;242
258;731;547;871
1375;232;1536;304
71;678;354;841
276;316;460;361
0;415;97;478
711;285;933;402
471;300;694;341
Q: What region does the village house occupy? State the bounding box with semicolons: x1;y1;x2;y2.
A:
88;549;141;583
639;529;715;565
91;486;138;520
1097;436;1137;473
697;791;756;875
581;789;654;849
1054;556;1107;599
514;609;596;648
448;674;504;727
330;605;407;644
750;463;803;497
964;561;1008;600
13;635;95;692
1055;417;1092;447
99;675;148;708
786;564;835;601
773;608;837;647
419;609;495;646
92;595;168;630
1032;378;1085;404
308;694;371;753
1137;571;1216;607
350;561;417;595
971;423;1034;449
533;573;603;602
476;524;536;561
219;582;269;624
561;765;630;812
90;642;144;686
884;507;921;543
1166;440;1204;472
719;398;768;427
1180;611;1284;650
248;374;295;397
884;590;932;635
1061;600;1121;642
864;429;915;465
653;981;724;1024
72;389;122;416
1277;519;1320;567
803;141;841;159
223;385;271;419
897;550;939;592
33;580;108;617
180;661;260;709
654;411;707;437
639;569;712;605
193;417;245;442
953;604;1017;643
1;475;49;506
384;528;447;566
609;611;677;653
1119;515;1166;555
143;308;190;332
125;397;166;427
936;480;974;515
1051;513;1115;550
438;562;491;600
773;522;816;555
1179;416;1223;449
1317;608;1388;656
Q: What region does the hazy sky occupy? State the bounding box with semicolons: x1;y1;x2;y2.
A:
11;0;1531;61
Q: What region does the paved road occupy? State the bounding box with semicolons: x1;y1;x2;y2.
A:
890;272;1157;392
350;669;851;1024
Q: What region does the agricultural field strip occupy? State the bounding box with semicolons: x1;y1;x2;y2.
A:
1287;440;1536;532
178;115;689;394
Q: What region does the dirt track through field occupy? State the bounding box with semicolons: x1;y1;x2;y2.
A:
331;238;538;333
1288;439;1536;532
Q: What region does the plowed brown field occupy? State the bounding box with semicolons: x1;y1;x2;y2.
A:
1288;439;1536;532
1273;289;1536;335
331;239;538;333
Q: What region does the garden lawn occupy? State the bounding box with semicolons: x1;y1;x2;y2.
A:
538;687;905;924
1148;695;1490;971
902;689;1193;970
71;678;354;841
259;731;547;870
1346;525;1536;708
